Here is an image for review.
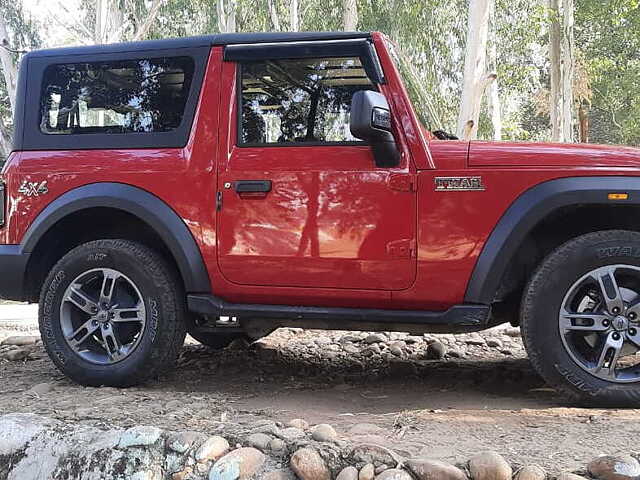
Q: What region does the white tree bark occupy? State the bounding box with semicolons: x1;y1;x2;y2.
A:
456;0;493;140
0;116;12;158
548;0;573;142
132;0;166;41
290;0;299;31
267;0;281;31
343;0;358;31
549;0;561;141
560;0;574;142
217;0;237;33
0;16;17;113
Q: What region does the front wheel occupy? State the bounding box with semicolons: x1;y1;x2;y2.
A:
39;239;186;387
522;230;640;406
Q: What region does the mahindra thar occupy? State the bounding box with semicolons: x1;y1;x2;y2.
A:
2;31;640;405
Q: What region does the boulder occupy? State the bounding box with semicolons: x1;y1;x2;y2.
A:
406;459;468;480
196;436;230;462
337;466;359;480
588;455;640;480
208;447;265;480
290;447;331;480
468;452;512;480
375;469;413;480
515;465;546;480
311;424;338;442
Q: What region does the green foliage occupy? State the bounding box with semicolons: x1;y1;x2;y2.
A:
576;0;640;145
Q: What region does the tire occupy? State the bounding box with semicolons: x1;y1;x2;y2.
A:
521;230;640;406
187;330;249;349
39;239;186;387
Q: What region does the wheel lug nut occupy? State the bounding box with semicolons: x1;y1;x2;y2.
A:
603;319;611;327
612;307;621;314
630;312;637;320
630;328;638;336
613;332;621;340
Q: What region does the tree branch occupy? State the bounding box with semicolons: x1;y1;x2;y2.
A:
132;0;167;42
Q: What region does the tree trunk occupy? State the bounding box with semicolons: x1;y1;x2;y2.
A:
579;103;589;143
0;16;17;113
0;116;11;159
132;0;166;41
456;0;493;140
549;0;561;141
549;0;573;142
487;3;501;141
267;0;281;31
560;0;574;142
290;0;299;32
217;0;237;33
343;0;358;31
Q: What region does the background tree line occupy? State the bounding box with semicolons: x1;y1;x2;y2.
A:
0;0;637;163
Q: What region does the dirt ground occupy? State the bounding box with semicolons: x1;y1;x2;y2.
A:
0;303;638;474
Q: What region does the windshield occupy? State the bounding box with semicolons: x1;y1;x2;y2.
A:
384;38;439;133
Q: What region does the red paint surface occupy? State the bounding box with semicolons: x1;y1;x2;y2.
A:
4;36;640;310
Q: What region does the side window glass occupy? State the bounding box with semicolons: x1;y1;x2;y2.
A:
239;56;375;145
40;56;195;135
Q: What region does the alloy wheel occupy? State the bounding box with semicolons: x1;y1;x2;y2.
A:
559;264;640;383
59;268;147;365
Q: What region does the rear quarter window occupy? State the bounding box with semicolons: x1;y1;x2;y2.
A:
40;57;195;135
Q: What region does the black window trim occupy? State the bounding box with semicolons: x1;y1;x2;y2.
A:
234;48;381;148
17;45;210;151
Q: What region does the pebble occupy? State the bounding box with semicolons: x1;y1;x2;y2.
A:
390;346;404;357
448;349;463;358
2;349;30;361
406;459;467;480
263;470;296;480
337;466;359;480
208;447;265;480
426;341;447;360
375;469;413;480
166;431;206;454
246;432;272;452
118;426;163;448
278;427;306;442
515;465;546;480
27;382;54;396
465;336;486;346
469;452;512;480
365;334;387;344
268;438;286;453
557;474;588;480
360;464;376;480
588;455;640;480
311;423;338;442
486;339;503;348
290;447;331;480
196;436;230;462
0;335;39;346
343;344;361;354
286;418;309;430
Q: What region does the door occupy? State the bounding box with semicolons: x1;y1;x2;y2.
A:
217;49;416;291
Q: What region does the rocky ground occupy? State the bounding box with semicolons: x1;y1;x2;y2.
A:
1;304;639;478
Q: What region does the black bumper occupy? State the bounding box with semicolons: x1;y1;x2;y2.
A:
0;245;29;301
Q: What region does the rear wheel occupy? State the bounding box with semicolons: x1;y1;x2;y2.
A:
39;239;186;387
522;230;640;406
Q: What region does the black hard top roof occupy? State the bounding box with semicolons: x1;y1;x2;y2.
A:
26;31;372;58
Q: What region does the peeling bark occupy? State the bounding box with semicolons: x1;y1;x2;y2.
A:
217;0;237;33
290;0;299;32
456;0;493;140
549;0;574;142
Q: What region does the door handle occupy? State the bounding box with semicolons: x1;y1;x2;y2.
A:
234;180;272;193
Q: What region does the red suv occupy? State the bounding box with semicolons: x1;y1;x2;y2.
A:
3;31;640;405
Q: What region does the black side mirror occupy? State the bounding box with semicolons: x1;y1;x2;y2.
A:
350;90;400;168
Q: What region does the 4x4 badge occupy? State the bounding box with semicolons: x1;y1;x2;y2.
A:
434;176;485;192
18;180;49;197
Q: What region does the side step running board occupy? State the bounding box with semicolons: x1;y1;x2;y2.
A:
187;294;490;327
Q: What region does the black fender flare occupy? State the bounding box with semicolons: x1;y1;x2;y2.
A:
464;176;640;305
21;182;211;293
